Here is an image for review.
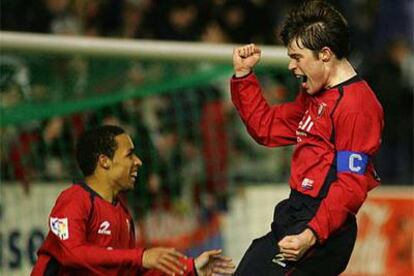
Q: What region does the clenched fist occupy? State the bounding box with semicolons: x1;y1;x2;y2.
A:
233;44;261;77
278;228;317;262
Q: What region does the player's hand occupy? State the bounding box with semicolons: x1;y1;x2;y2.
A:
142;247;187;275
278;228;317;262
233;44;261;77
194;249;235;276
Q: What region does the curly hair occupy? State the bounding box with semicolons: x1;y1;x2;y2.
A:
76;125;125;176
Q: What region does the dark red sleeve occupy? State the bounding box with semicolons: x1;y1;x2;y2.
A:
230;73;308;147
46;192;144;270
308;110;384;242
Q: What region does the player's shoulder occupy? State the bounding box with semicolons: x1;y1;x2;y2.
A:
53;182;92;211
339;77;382;114
58;183;89;201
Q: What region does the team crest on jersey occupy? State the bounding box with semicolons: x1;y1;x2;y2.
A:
50;217;69;240
301;178;314;190
317;103;327;117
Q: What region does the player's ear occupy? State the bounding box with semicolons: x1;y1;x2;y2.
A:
319;47;333;62
98;154;111;169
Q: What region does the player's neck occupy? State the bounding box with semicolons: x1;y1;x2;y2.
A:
85;175;117;203
325;59;357;89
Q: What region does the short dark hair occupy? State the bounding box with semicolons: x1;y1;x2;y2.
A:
76;125;125;176
280;1;350;59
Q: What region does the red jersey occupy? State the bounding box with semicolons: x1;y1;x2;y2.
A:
231;73;384;242
31;182;195;276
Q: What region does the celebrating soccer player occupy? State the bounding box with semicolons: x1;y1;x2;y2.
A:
31;125;235;276
231;1;383;275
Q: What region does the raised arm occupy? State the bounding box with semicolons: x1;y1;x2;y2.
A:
231;45;309;147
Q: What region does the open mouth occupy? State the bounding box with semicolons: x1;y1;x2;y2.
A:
295;74;308;92
300;75;307;83
130;171;138;181
295;74;307;83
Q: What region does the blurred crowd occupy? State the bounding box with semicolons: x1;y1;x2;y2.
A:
1;0;412;53
1;0;413;213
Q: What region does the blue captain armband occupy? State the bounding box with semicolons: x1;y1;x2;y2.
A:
337;151;369;175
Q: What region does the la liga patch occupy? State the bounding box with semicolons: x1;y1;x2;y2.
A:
50;217;69;240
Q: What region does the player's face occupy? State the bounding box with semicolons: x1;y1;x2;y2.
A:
287;39;328;95
109;134;142;191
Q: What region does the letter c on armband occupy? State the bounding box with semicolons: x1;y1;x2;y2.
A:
337;151;368;175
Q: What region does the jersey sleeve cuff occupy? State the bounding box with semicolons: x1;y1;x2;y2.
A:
183;257;196;275
232;71;253;80
306;226;321;244
135;247;145;267
307;221;327;244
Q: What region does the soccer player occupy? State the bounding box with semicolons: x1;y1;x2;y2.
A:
230;1;383;275
31;125;235;276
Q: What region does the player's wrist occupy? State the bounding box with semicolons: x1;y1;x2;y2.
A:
234;69;251;78
302;228;317;246
141;249;150;268
194;258;201;276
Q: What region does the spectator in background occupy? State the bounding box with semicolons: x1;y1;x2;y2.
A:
201;20;231;44
366;39;413;184
215;0;257;44
373;0;414;53
0;0;76;33
154;117;184;208
38;117;75;181
119;0;148;39
8;117;75;192
91;0;124;37
82;0;102;36
335;0;379;66
0;55;32;108
199;87;230;212
154;0;204;41
179;133;205;212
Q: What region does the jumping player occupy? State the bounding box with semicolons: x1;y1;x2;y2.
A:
230;1;383;275
31;125;235;276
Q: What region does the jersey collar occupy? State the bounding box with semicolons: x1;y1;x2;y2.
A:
73;179;118;206
326;74;362;91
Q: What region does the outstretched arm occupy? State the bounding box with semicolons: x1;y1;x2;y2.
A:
143;249;235;276
142;247;189;275
43;193;186;275
194;249;235;276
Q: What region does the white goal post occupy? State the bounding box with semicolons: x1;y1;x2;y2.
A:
0;31;288;65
